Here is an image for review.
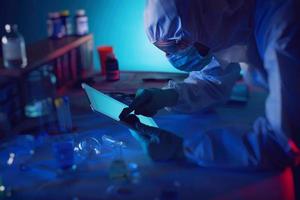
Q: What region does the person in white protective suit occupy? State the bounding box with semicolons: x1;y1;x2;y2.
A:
120;0;300;169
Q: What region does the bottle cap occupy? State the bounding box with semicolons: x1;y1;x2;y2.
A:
4;24;18;33
4;24;11;32
61;10;70;17
76;9;86;16
54;98;63;107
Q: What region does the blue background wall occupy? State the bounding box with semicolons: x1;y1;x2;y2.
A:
0;0;177;72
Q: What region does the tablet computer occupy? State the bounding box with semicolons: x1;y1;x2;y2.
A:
81;83;159;130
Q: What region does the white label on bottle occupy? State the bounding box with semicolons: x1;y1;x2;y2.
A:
2;39;23;60
76;17;89;35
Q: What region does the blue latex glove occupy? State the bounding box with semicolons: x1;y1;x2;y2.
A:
120;114;184;161
119;88;179;118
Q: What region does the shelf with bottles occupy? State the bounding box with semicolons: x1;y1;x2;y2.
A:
0;34;94;77
0;33;94;133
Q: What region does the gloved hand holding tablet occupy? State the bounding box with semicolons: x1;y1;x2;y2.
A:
82;83;184;161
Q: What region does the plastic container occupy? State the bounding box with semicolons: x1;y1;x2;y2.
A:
98;46;113;75
75;9;89;36
1;24;27;68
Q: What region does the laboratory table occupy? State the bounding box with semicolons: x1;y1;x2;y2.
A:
0;72;298;200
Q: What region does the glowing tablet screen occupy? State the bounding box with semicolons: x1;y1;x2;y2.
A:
82;83;158;128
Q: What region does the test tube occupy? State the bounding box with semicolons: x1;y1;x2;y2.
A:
55;97;73;133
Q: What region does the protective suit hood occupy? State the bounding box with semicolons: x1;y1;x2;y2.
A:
144;0;257;64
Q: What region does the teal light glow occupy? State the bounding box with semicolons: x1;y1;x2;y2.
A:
2;0;178;72
89;0;175;72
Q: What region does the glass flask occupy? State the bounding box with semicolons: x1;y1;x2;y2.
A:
74;137;101;159
1;24;27;68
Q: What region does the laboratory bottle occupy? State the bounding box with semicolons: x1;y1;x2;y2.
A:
47;12;65;39
105;53;120;82
1;24;27;68
75;9;89;36
60;10;73;36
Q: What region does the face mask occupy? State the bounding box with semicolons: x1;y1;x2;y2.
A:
167;45;213;72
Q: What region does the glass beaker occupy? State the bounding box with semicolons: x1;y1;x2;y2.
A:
74;136;101;160
101;135;128;181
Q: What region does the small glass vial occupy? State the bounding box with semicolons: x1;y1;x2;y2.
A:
60;10;73;36
47;12;65;39
54;96;73;133
1;24;27;68
75;9;89;36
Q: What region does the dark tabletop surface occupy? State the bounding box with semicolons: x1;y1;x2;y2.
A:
0;79;296;200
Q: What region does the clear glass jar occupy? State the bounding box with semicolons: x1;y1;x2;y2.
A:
25;65;56;119
1;24;27;68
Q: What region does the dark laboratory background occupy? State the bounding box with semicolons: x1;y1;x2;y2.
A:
0;0;174;135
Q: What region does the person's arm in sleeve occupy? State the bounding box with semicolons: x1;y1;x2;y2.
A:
182;13;300;170
166;59;241;113
183;118;299;170
177;53;299;170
